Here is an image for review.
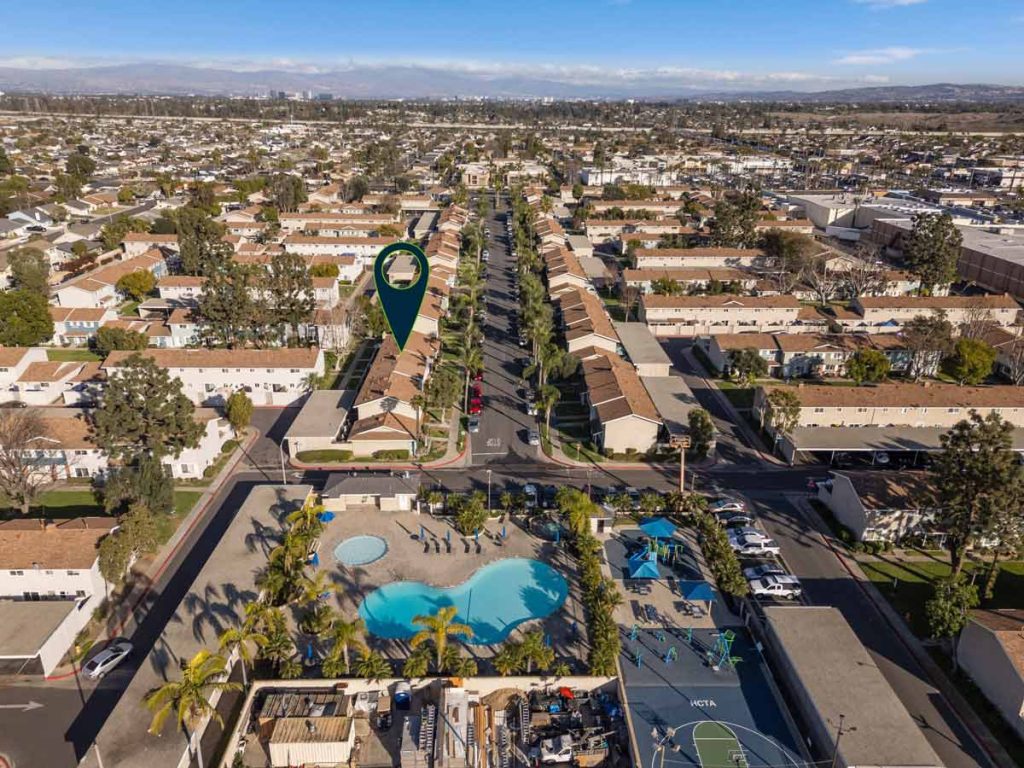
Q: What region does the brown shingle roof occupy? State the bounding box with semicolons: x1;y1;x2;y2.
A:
102;348;321;370
763;382;1024;409
0;517;114;569
582;350;660;424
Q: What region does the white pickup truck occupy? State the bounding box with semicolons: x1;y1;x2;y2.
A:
729;532;781;557
748;574;802;600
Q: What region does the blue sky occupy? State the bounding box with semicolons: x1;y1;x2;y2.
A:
3;0;1022;90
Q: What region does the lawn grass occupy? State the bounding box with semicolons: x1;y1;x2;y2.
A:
717;384;755;410
47;348;103;362
2;489;203;521
861;555;1024;637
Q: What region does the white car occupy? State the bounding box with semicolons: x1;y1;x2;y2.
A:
742;563;787;581
526;402;538;416
748;574;802;600
730;534;781;557
528;430;541;447
523;483;539;505
710;498;745;513
83;639;133;679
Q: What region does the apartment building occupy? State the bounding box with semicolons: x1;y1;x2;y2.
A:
846;294;1021;332
279;212;398;233
102;348;325;406
754;382;1024;431
543;245;591;295
48;307;116;347
283;235;398;264
640;294;802;337
0;348;50;393
622;267;756;294
121;232;179;257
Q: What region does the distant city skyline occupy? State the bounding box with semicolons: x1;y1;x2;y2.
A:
2;0;1022;94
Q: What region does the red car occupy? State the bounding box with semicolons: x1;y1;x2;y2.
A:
469;398;483;415
472;370;484;382
471;383;483;398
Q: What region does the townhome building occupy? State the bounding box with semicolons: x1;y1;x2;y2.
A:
102;348;325;406
622;267;756;294
554;288;622;354
590;199;684;217
54;250;166;309
580;349;662;455
48;307;116;347
543;245;591;295
121;232;179;257
640;294;803;337
846;294;1021;332
0;348;50;393
0;517;114;675
279;212;398;232
633;247;771;270
156;275;206;305
283;235;398;265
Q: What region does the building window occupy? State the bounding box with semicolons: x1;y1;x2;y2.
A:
947;408;960;414
10;570;23;576
76;590;86;598
74;468;90;478
66;570;79;577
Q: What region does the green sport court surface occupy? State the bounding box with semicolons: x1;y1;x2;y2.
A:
693;722;747;768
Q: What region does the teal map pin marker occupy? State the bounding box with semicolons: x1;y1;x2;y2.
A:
373;242;430;352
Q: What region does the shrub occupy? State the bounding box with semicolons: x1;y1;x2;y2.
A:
295;449;354;463
373;449;410;460
221;439;239;453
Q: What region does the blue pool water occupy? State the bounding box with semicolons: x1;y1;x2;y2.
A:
334;535;388;566
359;558;568;645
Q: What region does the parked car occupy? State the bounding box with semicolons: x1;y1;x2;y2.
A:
526;402;538;416
709;498;745;514
468;399;483;415
528;430;541;446
467;416;481;433
472;383;483;399
730;534;781;557
716;512;755;528
523;483;539;507
542;486;558;508
873;451;890;466
742;562;787;581
625;487;641;506
83;640;133;679
749;574;802;600
472;370;484;382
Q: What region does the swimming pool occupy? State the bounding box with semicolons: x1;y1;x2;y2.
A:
334;535;389;567
358;558;568;645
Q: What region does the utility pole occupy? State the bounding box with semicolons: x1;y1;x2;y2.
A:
830;714;855;768
486;469;492;514
672;436;691;493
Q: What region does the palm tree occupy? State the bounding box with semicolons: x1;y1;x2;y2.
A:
538;385;560;433
218;620;267;688
299;603;336;639
493;642;522;676
296;569;338;607
499;491;514;514
324;617;367;675
403;647;432;678
410;393;426;449
518;630;554;674
461;346;483;413
410;606;473;671
355;648;392;682
144;650;241;768
287;501;325;538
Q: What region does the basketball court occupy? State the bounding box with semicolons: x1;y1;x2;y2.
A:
621;626;807;768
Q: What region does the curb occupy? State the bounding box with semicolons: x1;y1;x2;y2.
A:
44;430;260;682
289;443;470;473
793;496;1009;768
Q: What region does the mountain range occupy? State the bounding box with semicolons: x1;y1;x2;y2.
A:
0;63;1022;102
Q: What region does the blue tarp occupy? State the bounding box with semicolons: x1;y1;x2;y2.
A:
628;548;661;579
678;580;715;601
639;516;677;539
317;511;336;523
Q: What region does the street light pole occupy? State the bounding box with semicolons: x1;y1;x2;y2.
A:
279;440;287;484
673;436;691;493
831;714;855;768
486;469;492;514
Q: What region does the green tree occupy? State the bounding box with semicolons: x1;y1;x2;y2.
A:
102;453;175;515
187;181;220;216
934;411;1022;576
267;173;308;213
0;410;56;515
0;289;54;346
310;262;340;279
8;247;50;295
846;348;891;385
93;353;204;461
925;576;979;641
120;502;160;558
144;650;241;768
352;295;388;340
177;207;228;276
115;270;156;302
651;277;683;296
518;630;555;673
453;492;489;536
731;347;768;384
93;326;148;356
942;337;996;386
571;182;584;201
710;190;760;248
402;647;432;678
410;605;473;672
66;151;96;181
903;312;955;380
537;384;560;433
688;408;715;459
100;216;150;251
266;250;314;342
98;531;133;584
761;229;816;293
344;175;370;202
904;213;962;293
225;390;253;435
493;642;523;676
763;388;800;437
0;146;11;176
197;262;256;348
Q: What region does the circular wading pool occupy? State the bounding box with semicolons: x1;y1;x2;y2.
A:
333;535;388;567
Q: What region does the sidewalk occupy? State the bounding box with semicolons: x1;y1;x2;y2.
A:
43;428;259;681
787;492;1010;768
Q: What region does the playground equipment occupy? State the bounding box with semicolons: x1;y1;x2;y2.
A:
708;630;742;671
663;646;678;664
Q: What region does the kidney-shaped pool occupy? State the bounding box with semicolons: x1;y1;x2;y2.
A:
358;557;568;645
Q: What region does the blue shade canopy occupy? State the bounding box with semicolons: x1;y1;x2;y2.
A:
628;547;660;579
639;516;677;539
317;511;336;523
678;580;715;601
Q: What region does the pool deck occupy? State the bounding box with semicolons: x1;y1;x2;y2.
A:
316;508;589;669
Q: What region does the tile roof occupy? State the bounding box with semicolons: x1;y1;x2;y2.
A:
103;347;321;370
582;349;660;424
642;294;801;309
0;517;115;569
763;382;1024;409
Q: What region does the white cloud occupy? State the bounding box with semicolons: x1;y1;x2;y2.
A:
834;46;926;65
853;0;927;8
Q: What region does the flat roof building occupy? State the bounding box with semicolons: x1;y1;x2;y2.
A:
763;606;943;768
612;322;672;377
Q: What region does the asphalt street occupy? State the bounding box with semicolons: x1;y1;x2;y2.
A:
469;195;543;465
